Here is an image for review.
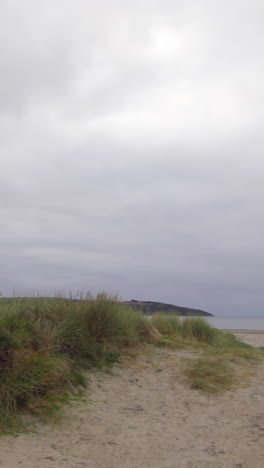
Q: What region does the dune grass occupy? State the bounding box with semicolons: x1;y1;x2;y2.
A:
184;358;234;393
0;293;160;432
152;313;263;393
153;313;262;352
0;296;263;431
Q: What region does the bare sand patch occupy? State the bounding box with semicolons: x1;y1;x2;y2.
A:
0;344;264;468
227;331;264;348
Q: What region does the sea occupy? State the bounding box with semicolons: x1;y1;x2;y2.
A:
196;317;264;331
149;316;264;331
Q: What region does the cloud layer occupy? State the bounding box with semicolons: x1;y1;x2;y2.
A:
1;1;264;316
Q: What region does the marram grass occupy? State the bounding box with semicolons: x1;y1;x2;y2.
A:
0;293;160;432
0;294;263;432
153;314;263;392
184;358;234;393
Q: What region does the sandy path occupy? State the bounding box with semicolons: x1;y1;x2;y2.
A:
0;335;264;468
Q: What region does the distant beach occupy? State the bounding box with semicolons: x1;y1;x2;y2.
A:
230;330;264;347
206;317;264;331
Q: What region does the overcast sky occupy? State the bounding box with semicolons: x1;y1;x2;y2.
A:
1;1;264;317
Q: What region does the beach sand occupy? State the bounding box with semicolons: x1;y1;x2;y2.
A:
0;332;264;468
228;330;264;348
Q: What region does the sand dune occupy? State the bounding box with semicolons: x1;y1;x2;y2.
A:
0;333;264;468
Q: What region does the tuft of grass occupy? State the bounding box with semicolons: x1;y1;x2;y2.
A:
152;314;181;336
184;358;234;393
152;315;219;344
180;317;218;344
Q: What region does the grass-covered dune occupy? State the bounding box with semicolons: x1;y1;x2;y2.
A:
0;294;263;433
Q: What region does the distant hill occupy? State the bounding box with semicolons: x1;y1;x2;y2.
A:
123;300;213;316
0;297;213;317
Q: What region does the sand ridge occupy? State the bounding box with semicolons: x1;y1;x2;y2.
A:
0;333;264;468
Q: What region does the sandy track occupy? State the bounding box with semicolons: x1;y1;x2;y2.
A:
1;335;264;468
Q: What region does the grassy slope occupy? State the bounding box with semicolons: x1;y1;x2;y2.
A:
0;296;263;433
153;314;263;392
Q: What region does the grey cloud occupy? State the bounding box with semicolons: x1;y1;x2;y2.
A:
1;1;264;317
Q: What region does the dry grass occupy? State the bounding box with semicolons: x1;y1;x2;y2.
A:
0;296;263;431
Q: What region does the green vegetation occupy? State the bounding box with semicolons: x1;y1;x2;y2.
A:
0;294;156;433
184;358;234;393
152;313;181;336
0;295;263;432
152;314;263;393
